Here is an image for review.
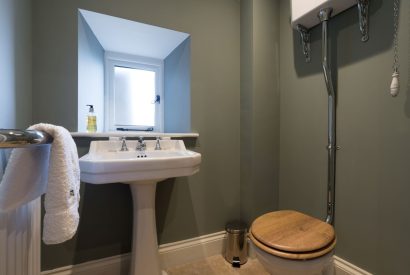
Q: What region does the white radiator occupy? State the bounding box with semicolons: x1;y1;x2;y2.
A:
0;198;41;275
0;148;41;275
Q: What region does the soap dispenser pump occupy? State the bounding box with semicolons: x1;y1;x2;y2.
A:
86;104;97;133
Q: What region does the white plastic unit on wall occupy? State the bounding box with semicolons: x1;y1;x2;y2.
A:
291;0;357;29
291;0;369;63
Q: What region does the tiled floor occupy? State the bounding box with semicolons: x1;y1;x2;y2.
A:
166;255;269;275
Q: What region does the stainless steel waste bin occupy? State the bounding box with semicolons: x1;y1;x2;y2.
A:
224;221;248;267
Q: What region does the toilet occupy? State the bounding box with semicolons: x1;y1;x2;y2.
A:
249;210;336;275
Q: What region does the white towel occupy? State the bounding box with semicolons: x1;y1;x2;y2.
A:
0;124;81;244
30;123;81;244
0;146;50;211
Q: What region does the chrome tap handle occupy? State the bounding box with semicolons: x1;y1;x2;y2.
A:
155;136;162;150
120;137;129;151
136;136;146;151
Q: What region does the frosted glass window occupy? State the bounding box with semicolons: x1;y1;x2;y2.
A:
114;66;156;127
105;52;163;132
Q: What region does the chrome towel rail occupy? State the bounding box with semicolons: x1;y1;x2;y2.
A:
0;129;53;148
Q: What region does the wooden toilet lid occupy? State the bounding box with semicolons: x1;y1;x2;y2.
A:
251;210;335;253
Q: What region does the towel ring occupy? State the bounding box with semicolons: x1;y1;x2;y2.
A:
0;129;53;148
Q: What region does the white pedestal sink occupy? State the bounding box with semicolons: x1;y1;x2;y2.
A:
79;139;201;275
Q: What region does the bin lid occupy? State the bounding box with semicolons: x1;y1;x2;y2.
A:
225;221;247;234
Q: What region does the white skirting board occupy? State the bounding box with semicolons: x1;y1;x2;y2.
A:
41;231;372;275
333;256;373;275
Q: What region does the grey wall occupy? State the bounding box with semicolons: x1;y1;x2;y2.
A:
32;0;240;271
164;38;191;133
0;0;32;129
279;0;410;273
77;13;104;132
240;0;280;225
30;0;410;273
32;1;78;130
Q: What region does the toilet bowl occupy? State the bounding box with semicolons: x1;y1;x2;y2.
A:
249;210;336;275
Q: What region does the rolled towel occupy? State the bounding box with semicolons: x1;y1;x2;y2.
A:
30;123;80;244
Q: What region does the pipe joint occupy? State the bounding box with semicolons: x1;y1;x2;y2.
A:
318;8;333;22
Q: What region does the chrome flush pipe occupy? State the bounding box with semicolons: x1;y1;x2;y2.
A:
318;8;336;225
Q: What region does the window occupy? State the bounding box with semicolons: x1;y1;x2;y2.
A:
78;10;192;133
105;52;164;132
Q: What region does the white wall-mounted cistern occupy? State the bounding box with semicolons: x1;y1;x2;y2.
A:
292;0;370;64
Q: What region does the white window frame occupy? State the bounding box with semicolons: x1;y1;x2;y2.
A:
104;51;164;132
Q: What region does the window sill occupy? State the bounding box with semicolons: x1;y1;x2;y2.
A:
70;131;199;139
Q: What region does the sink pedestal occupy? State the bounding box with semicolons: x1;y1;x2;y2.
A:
79;139;201;275
129;180;162;275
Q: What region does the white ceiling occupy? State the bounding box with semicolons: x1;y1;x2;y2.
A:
79;9;190;60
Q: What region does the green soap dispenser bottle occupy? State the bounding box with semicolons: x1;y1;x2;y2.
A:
86;105;97;132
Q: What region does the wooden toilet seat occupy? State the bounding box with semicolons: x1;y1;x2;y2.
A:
250;210;337;260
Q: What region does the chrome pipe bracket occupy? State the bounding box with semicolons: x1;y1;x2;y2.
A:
358;0;370;42
325;202;334;224
296;24;311;63
326;144;341;150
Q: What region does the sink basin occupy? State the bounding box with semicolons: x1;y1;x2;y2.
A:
80;139;201;183
79;139;201;275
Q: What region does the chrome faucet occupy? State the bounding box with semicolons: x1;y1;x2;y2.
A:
136;136;146;151
120;137;129;151
155;136;162;150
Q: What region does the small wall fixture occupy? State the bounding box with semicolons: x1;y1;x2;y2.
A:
296;24;311;63
357;0;370;42
390;0;400;97
291;0;371;61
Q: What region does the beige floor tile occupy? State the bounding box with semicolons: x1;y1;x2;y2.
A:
166;254;269;275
